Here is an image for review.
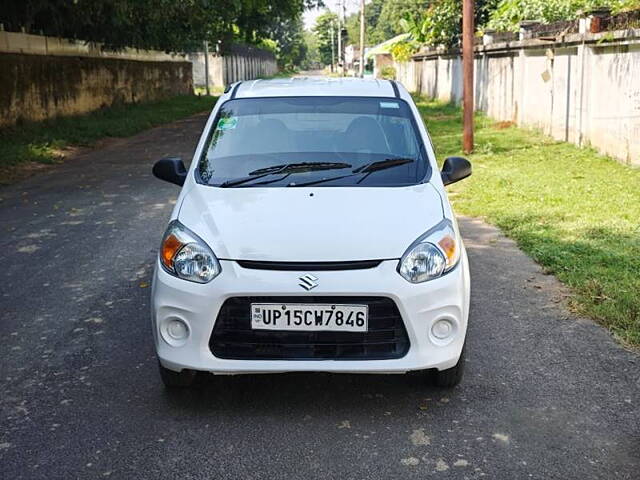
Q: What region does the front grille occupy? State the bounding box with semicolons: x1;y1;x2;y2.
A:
236;260;383;271
210;296;410;360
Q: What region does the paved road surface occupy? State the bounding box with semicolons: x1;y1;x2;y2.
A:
1;113;638;479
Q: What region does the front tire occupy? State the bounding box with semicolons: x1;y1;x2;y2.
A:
433;346;465;388
158;361;197;388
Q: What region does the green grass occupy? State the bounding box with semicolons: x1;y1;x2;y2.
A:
416;99;640;349
194;86;225;96
0;95;217;175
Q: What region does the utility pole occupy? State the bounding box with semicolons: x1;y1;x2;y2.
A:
462;0;474;153
203;40;210;96
341;0;346;75
330;23;335;73
337;0;342;76
358;0;365;77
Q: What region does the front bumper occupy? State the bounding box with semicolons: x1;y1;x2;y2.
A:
151;251;470;374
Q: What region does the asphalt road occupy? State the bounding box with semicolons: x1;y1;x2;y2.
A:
1;113;638;480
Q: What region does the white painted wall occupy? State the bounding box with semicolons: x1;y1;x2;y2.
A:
391;30;640;166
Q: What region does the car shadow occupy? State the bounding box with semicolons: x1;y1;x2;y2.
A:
158;370;463;416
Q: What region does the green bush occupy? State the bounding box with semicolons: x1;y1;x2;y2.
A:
486;0;640;32
390;41;417;62
379;65;397;80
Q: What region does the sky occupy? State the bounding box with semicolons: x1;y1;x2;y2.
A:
303;0;362;30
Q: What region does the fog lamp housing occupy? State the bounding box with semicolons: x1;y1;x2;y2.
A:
161;318;190;347
430;318;457;344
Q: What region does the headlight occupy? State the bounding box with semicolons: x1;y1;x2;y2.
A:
159;221;221;283
398;219;460;283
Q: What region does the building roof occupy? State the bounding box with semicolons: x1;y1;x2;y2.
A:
233;76;397;98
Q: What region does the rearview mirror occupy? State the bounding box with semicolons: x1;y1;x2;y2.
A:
441;156;472;186
153;157;187;186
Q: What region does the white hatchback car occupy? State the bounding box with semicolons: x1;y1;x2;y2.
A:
151;78;471;389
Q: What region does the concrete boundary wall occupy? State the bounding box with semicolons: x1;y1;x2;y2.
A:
394;28;640;166
0;31;188;62
0;32;193;127
189;45;277;88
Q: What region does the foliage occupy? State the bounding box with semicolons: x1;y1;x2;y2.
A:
258;39;278;55
301;30;322;69
486;0;637;32
345;12;364;47
321;0;495;64
379;65;397;79
267;15;308;69
399;14;431;44
390;41;417;61
312;10;340;66
345;0;388;45
417;98;640;348
388;0;459;60
342;0;431;49
620;0;640;10
0;95;216;182
313;0;640;66
0;0;322;54
374;0;431;42
391;0;497;56
421;0;464;46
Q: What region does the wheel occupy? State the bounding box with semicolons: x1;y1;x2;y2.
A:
158;361;197;388
433;346;465;388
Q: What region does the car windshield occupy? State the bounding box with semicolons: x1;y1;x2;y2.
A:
197;96;430;187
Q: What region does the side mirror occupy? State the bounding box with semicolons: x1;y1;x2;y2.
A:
441;156;472;186
152;157;187;186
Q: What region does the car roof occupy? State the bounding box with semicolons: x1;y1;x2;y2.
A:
233;76;398;99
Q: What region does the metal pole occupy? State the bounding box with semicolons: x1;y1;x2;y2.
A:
203;40;210;96
462;0;474;153
358;0;365;78
330;23;335;73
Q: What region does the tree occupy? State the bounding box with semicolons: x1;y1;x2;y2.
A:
1;0;217;51
373;0;431;42
485;0;636;32
312;10;339;66
268;15;308;69
345;0;386;46
0;0;323;54
302;30;321;68
391;0;499;54
364;0;388;44
419;0;463;47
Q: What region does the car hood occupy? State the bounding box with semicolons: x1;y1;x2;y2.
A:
178;184;444;262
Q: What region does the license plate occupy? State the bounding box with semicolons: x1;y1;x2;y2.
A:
251;303;368;332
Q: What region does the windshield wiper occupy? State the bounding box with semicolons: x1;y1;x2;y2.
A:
353;157;415;184
249;162;351;176
289;157;416;187
353;157;414;173
218;162;351;188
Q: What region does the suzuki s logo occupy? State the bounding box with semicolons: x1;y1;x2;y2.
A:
298;274;318;291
